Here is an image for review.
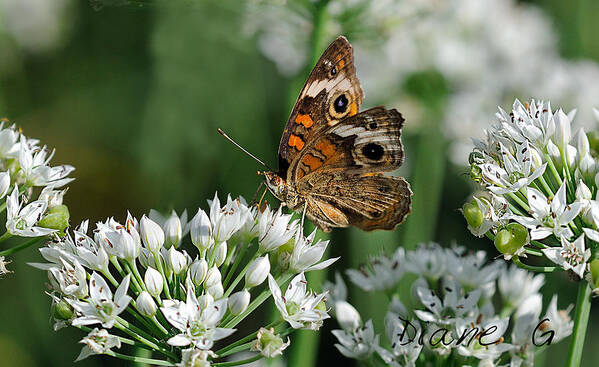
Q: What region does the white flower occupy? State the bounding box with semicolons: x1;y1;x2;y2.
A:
322;272;347;305
542;235;590;278
511;182;582;240
0;123;19;158
466;195;510;237
213;241;227;267
445;248;502;295
189;258;208;286
334;301;361;331
204;266;222;289
178;349;216;367
413;277;481;325
136;291;157;317
75;328;121;361
245;255;270;288
6;185;56;237
105;225;140;261
38;186;66;208
0;171;10;199
228;290;250;315
139;215;165;253
346;247;405;291
210;193;249;243
149;209;190;249
404;243;446;281
268;273;329;329
72;223;109;273
166;247;188;275
48;258;88;299
144;267;163;298
540;295;573;343
377;313;422;367
289;229;338;272
252;327;291;358
161;280;235;349
479;141;546;195
332;320;379;360
69;273;132;329
257;207;298;252
455;316;513;360
498;265;544;311
191;208;213;251
18;142;74;188
0;256;10;275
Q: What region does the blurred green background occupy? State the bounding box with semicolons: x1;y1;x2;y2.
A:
0;0;598;366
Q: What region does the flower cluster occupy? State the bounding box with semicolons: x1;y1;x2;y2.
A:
464;99;599;292
0;119;73;276
243;0;599;164
326;243;573;367
34;193;336;366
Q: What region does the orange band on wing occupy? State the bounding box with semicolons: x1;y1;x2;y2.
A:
314;139;336;159
302;154;323;171
295;114;314;128
288;134;305;150
337;59;345;70
349;101;358;116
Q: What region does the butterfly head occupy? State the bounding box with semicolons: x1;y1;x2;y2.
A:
263;171;288;201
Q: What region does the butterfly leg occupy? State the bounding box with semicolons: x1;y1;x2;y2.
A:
251;181;265;204
301;201;307;230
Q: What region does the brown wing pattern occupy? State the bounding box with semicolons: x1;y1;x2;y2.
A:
303;173;412;231
289;107;405;182
277;36;363;175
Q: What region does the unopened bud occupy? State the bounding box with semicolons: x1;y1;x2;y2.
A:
245;255;270;288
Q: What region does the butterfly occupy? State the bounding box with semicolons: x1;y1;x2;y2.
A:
221;36;412;232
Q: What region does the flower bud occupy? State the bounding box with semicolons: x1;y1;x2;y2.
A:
138;248;153;269
52;299;74;320
198;294;214;310
167;247;187;275
495;223;529;255
228;290;250;315
335;301;361;330
207;283;224;299
145;267;163;297
0;171;9;199
189;258;209;286
252;327;290;358
214;241;227;267
140;215;165;254
204;266;222;288
245;255;270;288
462;202;483;228
38;204;70;235
163;211;182;249
136;291;157;317
191;209;213;251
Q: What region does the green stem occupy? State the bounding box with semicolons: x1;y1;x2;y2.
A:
512;256;557;273
224;251;259;297
0;231;13;243
153;252;172;299
110;352;175;366
223;242;249;288
566;281;592;367
0;237;44;257
213;354;263;367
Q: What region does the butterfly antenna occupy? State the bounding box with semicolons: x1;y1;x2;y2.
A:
217;128;274;171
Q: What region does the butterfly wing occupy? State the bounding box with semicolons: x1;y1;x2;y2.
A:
294;107;412;231
277;36;363;175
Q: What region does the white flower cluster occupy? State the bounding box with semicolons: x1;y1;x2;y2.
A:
34;193;336;366
465;99;599;291
326;243;573;367
0;119;74;276
243;0;599;164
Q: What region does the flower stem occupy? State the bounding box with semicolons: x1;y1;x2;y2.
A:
153;252;172;299
224;251;259;297
223;241;248;288
512;256;557;273
566;281;592;367
213;354;264;367
0;231;13;243
0;237;43;257
109;351;175;366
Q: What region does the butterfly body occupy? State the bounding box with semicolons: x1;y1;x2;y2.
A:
264;36;412;232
